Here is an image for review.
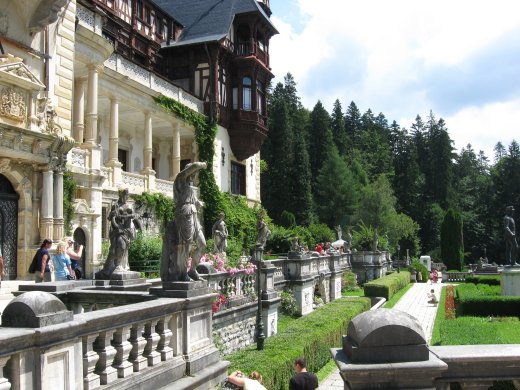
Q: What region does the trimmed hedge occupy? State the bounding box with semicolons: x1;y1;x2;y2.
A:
226;297;371;390
465;275;501;286
364;271;410;300
456;284;520;316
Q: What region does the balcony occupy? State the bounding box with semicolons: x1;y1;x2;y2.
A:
234;39;269;68
228;109;268;161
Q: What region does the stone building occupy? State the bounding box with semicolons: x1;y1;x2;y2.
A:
0;0;277;280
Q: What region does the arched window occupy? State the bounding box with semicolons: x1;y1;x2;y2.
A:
243;76;252;111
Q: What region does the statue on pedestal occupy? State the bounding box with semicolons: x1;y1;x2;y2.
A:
97;189;141;278
212;212;228;254
161;162;207;281
255;212;271;250
504;206;519;266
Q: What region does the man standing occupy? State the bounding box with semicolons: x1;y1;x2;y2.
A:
504;206;519;266
289;358;318;390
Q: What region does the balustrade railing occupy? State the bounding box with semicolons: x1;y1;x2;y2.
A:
0;298;188;389
201;271;257;311
445;272;471;282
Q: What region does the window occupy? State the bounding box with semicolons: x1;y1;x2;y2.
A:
257;80;265;115
118;148;128;172
232;87;238;110
242;77;252;111
231;162;246;196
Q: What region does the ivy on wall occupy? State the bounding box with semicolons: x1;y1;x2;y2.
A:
154;95;223;236
63;170;77;235
132;191;175;232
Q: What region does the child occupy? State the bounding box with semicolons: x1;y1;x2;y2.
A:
427;289;438;305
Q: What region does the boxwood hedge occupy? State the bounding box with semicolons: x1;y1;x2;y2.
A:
364;271;410;300
456;283;520;316
226;297;371;390
464;275;501;286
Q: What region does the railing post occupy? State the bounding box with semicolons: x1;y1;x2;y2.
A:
94;330;118;384
0;356;11;390
112;326;133;378
156;315;174;361
129;323;148;372
83;333;101;390
143;320;162;366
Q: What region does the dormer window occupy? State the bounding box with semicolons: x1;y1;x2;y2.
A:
243;77;252;111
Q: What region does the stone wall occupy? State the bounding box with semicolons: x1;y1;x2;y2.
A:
212;303;257;355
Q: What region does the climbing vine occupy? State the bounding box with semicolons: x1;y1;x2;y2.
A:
63;170;77;235
132;192;175;232
153;95;223;236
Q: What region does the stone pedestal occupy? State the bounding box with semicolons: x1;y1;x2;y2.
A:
293;279;315;316
149;280;210;298
333;309;448;389
501;266;520;296
260;263;281;337
95;270;151;291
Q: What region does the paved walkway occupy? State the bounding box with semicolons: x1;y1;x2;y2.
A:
319;281;444;389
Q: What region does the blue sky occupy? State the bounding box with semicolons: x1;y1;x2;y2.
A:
268;0;520;160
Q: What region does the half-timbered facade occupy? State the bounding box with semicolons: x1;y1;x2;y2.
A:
0;0;276;280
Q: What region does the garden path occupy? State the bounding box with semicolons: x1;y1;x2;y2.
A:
319;280;443;389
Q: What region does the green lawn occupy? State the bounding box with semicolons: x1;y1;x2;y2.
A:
431;285;520;346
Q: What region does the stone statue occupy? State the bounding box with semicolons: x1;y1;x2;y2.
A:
504;206;519;266
344;229;352;252
97;189;141;278
336;225;343;241
212;212;228;254
255;212;271;250
291;237;303;253
372;230;379;253
161;162;207;282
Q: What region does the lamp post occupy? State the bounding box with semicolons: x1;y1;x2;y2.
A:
254;244;265;351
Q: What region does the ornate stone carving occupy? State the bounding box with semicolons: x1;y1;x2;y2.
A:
37;97;63;135
0;87;26;122
28;0;68;33
0;158;10;173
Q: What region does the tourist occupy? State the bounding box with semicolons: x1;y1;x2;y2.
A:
53;241;74;281
289;357;318;390
0;244;5;288
64;237;83;279
227;370;266;390
35;239;53;283
315;243;323;254
427;289;438;305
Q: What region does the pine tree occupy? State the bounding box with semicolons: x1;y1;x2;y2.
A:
441;208;464;271
331;99;348;156
308;101;334;184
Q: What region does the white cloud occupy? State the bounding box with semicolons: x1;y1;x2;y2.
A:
269;0;520;156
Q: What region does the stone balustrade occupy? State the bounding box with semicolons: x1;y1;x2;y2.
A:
444;271;471;282
0;290;227;390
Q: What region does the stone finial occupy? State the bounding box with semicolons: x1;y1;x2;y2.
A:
343;308;428;364
2;291;73;328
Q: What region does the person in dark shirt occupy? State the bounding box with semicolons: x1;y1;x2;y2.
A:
35;239;53;283
289;358;318;390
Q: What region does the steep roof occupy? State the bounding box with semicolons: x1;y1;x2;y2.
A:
155;0;277;47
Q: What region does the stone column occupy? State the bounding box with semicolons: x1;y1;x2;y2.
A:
40;169;54;240
171;122;181;180
0;356;11;390
74;78;86;143
84;64;99;146
53;168;64;241
142;112;153;174
106;98;122;186
108;98;119;164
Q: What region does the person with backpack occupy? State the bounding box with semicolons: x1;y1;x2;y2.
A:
34;239;53;283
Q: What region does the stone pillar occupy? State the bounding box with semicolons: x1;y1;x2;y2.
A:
260;263;281;337
171;122;181;180
40;169;54;240
0;356;11;390
93;330;118;384
84;64;99;146
112;326;133;378
106;98;122;186
74;78;86;143
83;333;101;390
108;98;119;164
53;168;64;240
142;112;153;173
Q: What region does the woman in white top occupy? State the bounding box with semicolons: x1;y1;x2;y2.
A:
227;370;266;390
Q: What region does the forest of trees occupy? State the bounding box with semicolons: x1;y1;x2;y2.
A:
260;73;520;264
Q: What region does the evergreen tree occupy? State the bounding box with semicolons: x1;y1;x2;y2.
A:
314;149;358;227
344;101;362;150
441;208;464;271
331;99;348;156
308;100;334;184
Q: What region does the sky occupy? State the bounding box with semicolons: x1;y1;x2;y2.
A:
268;0;520;161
